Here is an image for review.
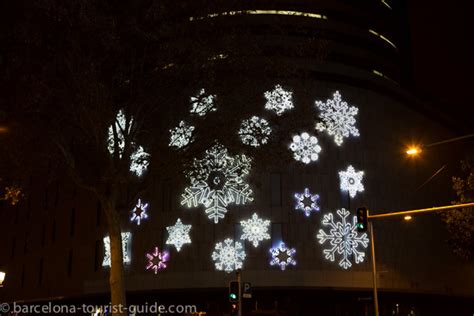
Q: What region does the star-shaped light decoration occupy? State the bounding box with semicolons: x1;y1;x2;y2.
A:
145;246;169;274
294;188;320;217
130;198;149;225
166;218;192;252
264;84;294;116
212;238;246;273
339;165;364;198
240;213;271;247
269;242;296;270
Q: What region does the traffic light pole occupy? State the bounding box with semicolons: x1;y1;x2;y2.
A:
237;270;242;316
365;202;474;316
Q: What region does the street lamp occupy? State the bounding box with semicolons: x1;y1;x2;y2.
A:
0;271;6;287
406;134;474;157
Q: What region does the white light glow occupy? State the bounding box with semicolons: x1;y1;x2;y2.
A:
181;143;253;224
166;218;192;252
189;10;328;21
264;84;294;116
130;198;149;225
315;91;360;146
238;116;272;147
316;209;369;269
369;29;397;49
294;188;320;217
102;232;132;267
169;120;195;149
339;165;365;198
190;88;217;116
212;238;246;273
240;213;271;247
289;132;322;164
269;242;296;270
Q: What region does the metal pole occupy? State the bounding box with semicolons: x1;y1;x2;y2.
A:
237;270;242;316
369;221;379;316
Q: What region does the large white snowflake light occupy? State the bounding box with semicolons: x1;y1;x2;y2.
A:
145;246;169;274
240;213;271;247
315;91;360;146
238;116;272;147
190;88;217;116
181;143;254;223
102;232;132;267
289;132;322;164
339;165;365;198
212;238;246;273
294;188;320;217
166;218;192;252
130;198;149;225
169;120;195;149
269;242;296;270
264;84;294;116
316;208;369;269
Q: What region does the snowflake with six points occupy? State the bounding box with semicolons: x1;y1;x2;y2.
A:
315;91;360;146
240;213;271;247
166;218;192;252
269;242;296;270
339;165;365;198
212;238;246;273
264;84;294;116
190;88;217;116
316;208;369;269
294;188;320;217
238;116;272;147
146;246;169;274
289;132;322;164
130;198;149;225
181;143;254;224
169;121;195;149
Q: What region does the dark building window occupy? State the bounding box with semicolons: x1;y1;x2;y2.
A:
52;220;56;243
67;249;73;277
10;237;16;259
23;233;28;254
54;181;60;208
26;198;32;221
272;223;283;246
70;208;76;237
96;201;101;227
14;204;19;224
41;224;46;247
38;257;43;287
94;240;100;272
43;188;48;210
21;264;25;288
270;173;282;207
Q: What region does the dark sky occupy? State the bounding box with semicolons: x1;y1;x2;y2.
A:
409;1;473;131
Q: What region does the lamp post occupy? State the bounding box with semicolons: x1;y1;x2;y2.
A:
406;134;474;156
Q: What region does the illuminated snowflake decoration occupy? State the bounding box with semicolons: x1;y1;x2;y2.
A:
130;198;149;225
107;109;150;176
315;91;360;146
190;88;217;116
240;213;271;247
316;208;369;269
269;242;296;270
289;132;322;164
145;246;169;274
166;218;192;252
102;232;131;267
264;84;294;116
212;238;246;273
294;188;320;217
181;143;253;224
169;120;195;149
238;116;272;147
339;165;365;198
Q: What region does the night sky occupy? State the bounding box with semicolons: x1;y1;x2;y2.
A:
409;1;473;131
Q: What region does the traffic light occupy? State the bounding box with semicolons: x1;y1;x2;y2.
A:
229;280;239;303
356;207;368;232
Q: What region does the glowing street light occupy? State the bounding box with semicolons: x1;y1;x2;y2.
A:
406;146;421;156
405;134;474;157
0;271;6;287
403;215;413;221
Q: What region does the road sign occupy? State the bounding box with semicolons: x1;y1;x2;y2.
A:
242;282;252;298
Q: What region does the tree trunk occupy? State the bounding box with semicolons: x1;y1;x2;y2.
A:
106;208;127;316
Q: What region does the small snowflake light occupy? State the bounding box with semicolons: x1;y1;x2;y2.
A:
269;242;296;270
238;116;272;147
181;143;254;223
169;120;195;149
294;188;320;217
166;218;192;252
145;246;169;274
315;91;360;146
190;88;217;116
316;208;369;269
289;132;322;164
130;198;149;225
212;238;246;273
264;84;294;116
102;232;132;267
240;213;271;247
339;165;365;198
